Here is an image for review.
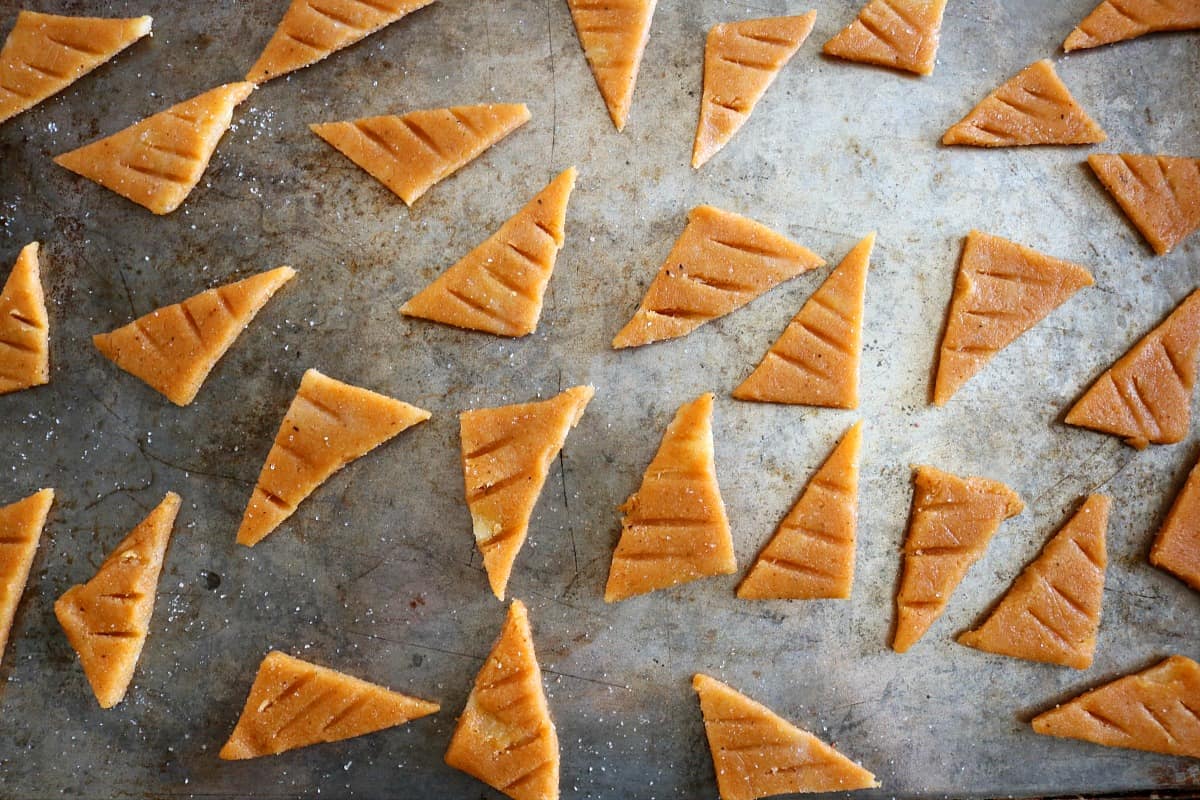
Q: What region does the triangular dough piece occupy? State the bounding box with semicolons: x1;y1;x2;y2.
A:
933;231;1094;405
0;242;49;395
733;234;873;408
400;168;576;337
246;0;437;83
445;600;559;800
1032;655;1200;758
0;488;53;666
822;0;947;77
237;370;430;546
892;466;1023;653
1088;154;1200;256
958;494;1110;670
1064;0;1200;51
691;13;814;168
566;0;656;131
310;103;531;206
53;82;255;214
219;651;439;759
93;266;296;406
462;386;594;600
0;11;151;125
612;206;824;349
693;674;879;800
737;422;862;600
605;393;736;602
1065;289;1200;449
942;60;1106;147
53;492;179;708
1150;454;1200;592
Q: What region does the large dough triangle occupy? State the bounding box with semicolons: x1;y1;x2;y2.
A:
237;370;430;546
1064;0;1200;51
461;386;594;600
0;242;49;395
93;266;295;406
566;0;657;131
1088;154;1200;256
54;492;179;708
958;495;1109;670
0;489;53;666
605;393;736;602
822;0;947;76
401;168;576;337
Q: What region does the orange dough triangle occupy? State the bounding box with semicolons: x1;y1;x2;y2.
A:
445;600;559;800
605;393;736;602
237;369;431;547
892;466;1022;653
219;651;439;759
53;492;179;708
1064;0;1200;51
0;242;49;395
1065;288;1200;449
93;266;295;407
691;13;814;168
958;494;1110;670
693;674;879;800
53;82;254;214
246;0;436;83
400;167;576;337
566;0;657;131
0;11;151;125
822;0;947;76
612;206;824;349
1032;655;1200;758
0;488;53;667
1088;154;1200;256
942;60;1106;147
737;422;862;600
462;386;594;600
310;103;531;206
1150;453;1200;592
933;231;1094;406
733;233;873;408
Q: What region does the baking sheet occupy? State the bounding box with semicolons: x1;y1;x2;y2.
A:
1;0;1198;797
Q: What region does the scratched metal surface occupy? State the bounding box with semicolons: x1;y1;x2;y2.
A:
0;0;1198;797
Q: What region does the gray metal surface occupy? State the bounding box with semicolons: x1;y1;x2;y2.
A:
0;0;1198;797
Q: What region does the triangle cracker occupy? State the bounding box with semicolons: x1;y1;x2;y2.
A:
0;489;53;666
1064;0;1200;51
1088;154;1200;256
822;0;948;76
0;242;49;395
566;0;657;131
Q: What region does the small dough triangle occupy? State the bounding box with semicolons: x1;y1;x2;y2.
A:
445;600;559;800
0;11;151;125
310;103;531;206
0;488;53;666
0;242;49;395
1150;453;1200;592
733;233;873;408
237;369;431;546
53;82;255;214
942;60;1106;147
54;492;179;708
462;386;594;600
892;466;1022;653
400;167;576;337
693;674;879;800
933;231;1094;405
219;651;439;759
1064;0;1200;51
737;421;862;600
246;0;436;83
692;13;814;168
1088;154;1200;256
605;393;736;602
822;0;947;76
93;266;295;406
958;494;1110;670
566;0;656;131
1065;288;1200;449
1032;655;1200;758
612;206;824;349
